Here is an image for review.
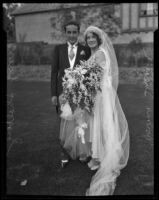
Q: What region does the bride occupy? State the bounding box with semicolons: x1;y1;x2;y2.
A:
60;25;129;195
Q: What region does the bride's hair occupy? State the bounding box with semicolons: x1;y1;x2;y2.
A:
85;31;102;47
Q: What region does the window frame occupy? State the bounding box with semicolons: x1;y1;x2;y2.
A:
139;3;158;17
139;3;158;31
121;3;158;33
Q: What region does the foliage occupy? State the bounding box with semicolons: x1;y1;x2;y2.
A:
8;41;153;67
115;39;153;68
7;43;16;65
143;68;153;98
50;4;121;42
3;3;21;41
14;42;49;65
126;37;153;67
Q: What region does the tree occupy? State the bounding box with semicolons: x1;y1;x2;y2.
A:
50;4;121;43
3;3;22;41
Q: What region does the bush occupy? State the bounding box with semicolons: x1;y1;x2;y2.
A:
40;56;51;65
114;41;153;68
13;42;50;65
7;43;16;66
8;41;153;67
138;56;148;67
13;44;23;65
23;48;38;65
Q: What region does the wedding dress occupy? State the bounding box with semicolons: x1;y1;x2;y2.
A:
59;108;92;160
84;26;129;195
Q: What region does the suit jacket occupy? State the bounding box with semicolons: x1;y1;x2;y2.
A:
51;43;91;98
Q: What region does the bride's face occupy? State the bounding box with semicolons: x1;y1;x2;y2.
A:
86;32;98;49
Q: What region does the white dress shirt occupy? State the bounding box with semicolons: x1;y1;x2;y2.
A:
67;42;78;69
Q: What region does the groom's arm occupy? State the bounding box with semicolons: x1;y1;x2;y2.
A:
51;45;59;97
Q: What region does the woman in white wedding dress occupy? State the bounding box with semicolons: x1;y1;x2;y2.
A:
83;26;130;195
60;25;129;195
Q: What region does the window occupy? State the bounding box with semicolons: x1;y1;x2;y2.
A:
140;3;158;16
140;3;147;16
153;3;158;15
121;3;158;33
139;3;158;30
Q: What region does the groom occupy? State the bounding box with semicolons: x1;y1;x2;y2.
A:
51;20;91;167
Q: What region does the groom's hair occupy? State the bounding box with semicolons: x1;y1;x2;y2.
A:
64;20;80;32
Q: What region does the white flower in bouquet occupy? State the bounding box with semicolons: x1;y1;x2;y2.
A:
81;69;87;75
67;77;76;88
80;83;86;91
60;102;73;120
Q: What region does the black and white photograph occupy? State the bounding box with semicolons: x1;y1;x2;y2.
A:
3;2;156;197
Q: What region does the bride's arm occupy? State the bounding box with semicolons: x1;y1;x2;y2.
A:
95;50;112;87
95;50;106;69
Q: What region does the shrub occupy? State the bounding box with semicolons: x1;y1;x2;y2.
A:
9;41;153;67
40;55;50;65
138;56;149;67
12;42;55;65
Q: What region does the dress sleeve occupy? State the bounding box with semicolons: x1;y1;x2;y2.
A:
95;50;112;87
95;50;110;73
95;50;105;67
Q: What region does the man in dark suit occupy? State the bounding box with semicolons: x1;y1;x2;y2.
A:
51;20;91;167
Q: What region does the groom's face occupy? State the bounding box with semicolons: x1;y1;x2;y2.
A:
65;25;79;45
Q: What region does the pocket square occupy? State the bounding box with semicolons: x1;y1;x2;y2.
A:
80;50;85;55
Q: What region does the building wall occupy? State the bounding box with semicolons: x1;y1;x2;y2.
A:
113;3;157;44
15;4;119;44
114;31;154;44
15;12;56;43
114;3;158;44
14;3;157;44
121;3;157;31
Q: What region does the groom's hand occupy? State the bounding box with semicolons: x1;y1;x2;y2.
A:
59;94;66;106
51;96;58;106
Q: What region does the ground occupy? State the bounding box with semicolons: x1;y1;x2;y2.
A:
6;81;153;196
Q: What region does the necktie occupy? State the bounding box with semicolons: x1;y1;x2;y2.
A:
69;45;75;60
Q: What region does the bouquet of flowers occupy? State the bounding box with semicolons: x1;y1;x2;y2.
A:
60;59;103;143
60;59;103;117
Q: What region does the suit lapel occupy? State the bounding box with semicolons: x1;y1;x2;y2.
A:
73;43;81;68
63;43;70;68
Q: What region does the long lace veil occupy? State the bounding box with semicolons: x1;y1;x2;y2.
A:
84;26;130;195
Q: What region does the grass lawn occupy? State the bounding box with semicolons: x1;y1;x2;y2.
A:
6;80;153;196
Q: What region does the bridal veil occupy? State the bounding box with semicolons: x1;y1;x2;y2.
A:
84;26;130;195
